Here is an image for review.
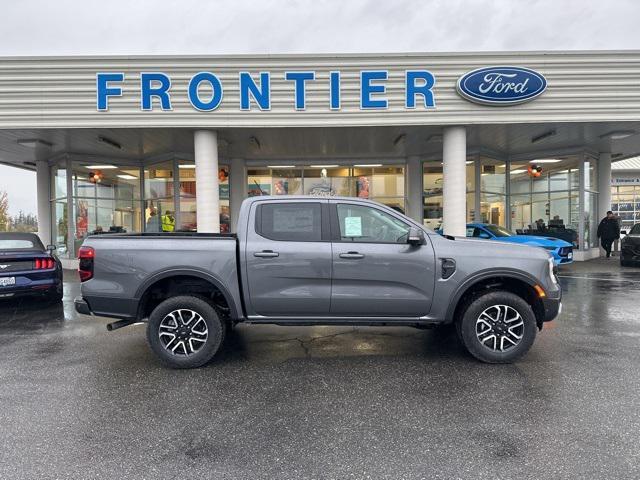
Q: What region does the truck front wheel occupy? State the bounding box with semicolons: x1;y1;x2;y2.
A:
457;290;537;364
147;295;226;369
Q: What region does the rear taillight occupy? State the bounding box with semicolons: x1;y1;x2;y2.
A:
78;246;95;282
34;258;55;269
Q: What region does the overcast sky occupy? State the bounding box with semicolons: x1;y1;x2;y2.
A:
1;0;639;215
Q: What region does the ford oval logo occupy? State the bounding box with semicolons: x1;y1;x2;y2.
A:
456;66;547;105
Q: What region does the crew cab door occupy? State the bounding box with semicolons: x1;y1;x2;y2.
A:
244;199;332;317
329;201;436;317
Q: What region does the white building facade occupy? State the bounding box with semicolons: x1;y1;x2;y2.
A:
2;51;640;259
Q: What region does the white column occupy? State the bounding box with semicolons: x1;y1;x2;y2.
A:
597;152;612;222
442;126;467;236
229;157;246;233
597;152;612;255
194;130;220;233
406;155;423;223
35;160;52;246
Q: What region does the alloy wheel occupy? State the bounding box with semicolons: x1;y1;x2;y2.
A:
475;304;524;352
158;309;209;356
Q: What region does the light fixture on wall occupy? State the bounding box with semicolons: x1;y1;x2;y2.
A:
249;136;261;150
531;129;556;143
599;130;636;140
17;139;53;148
97;135;122;150
393;134;406;146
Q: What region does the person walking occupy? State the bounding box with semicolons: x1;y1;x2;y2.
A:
597;210;620;258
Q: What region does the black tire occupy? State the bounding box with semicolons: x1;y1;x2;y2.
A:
457;290;537;364
147;295;225;369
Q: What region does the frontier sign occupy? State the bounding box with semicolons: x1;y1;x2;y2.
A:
96;70;437;112
95;66;547;112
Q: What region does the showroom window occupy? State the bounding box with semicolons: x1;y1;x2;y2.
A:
509;156;583;248
247;164;406;212
480;156;507;226
422;158;474;230
611;185;640;231
70;161;142;256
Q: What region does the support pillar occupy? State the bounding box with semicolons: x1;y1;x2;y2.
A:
442;126;467;236
229;158;246;233
406;155;423;223
194;130;220;233
597;152;612;255
35;160;51;245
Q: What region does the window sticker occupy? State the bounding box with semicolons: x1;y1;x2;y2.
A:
344;216;362;237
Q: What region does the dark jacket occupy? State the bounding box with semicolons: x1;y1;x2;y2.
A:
597;217;620;240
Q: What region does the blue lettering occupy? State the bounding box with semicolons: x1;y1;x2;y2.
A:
96;72;124;111
330;71;340;110
239;72;270;110
405;70;436;108
285;71;315;110
360;70;388;109
188;72;224;111
140;72;172;111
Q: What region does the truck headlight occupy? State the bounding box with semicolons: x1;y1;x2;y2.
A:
548;257;558;285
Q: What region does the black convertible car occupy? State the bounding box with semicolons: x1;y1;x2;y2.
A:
0;232;63;302
620;223;640;267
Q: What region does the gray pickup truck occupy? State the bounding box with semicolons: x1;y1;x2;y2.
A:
75;196;561;368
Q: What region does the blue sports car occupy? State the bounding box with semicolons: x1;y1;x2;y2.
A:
439;223;573;265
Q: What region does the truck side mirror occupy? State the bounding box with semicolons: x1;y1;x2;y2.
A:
46;244;57;251
408;227;426;246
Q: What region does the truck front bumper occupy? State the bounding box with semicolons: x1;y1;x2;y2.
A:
541;286;562;322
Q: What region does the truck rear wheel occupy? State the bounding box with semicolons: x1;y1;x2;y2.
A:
147;295;226;369
457;290;537;364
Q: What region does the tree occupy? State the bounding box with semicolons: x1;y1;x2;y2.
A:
0;190;9;231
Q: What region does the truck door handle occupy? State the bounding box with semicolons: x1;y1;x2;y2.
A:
254;250;279;258
339;252;365;259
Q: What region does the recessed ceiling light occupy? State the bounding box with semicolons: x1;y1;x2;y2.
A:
599;130;636;140
530;159;561;164
510;169;527;174
465;161;474;165
85;165;117;169
354;164;383;167
267;165;296;169
178;164;196;169
117;174;137;180
308;165;339;168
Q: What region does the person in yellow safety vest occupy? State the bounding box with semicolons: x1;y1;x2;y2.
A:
161;210;175;232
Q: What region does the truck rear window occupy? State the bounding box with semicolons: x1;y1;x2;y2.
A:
257;203;322;242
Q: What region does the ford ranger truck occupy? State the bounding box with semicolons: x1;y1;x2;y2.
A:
74;196;561;368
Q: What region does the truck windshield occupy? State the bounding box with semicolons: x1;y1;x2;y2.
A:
484;225;515;237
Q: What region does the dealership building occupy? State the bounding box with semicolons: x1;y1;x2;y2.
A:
1;50;640;260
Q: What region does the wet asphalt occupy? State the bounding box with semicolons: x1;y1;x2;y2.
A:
1;259;639;479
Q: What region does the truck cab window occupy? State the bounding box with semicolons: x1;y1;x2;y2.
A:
336;203;410;243
257;203;322;241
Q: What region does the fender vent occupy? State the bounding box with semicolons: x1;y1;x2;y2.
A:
441;258;456;279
